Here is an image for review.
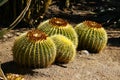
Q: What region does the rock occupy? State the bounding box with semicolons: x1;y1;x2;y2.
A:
78;50;90;55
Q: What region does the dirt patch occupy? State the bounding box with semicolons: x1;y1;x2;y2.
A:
0;28;120;80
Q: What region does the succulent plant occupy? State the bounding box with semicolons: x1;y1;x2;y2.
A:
37;17;78;48
6;73;24;80
12;29;56;68
51;35;76;64
75;21;108;53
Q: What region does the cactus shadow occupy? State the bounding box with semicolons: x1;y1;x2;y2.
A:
108;37;120;47
1;61;36;75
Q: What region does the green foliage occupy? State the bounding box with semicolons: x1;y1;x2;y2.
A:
0;0;8;7
65;0;70;8
0;28;8;39
24;0;52;25
0;0;31;39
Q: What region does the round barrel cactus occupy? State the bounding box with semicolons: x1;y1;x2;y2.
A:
37;17;78;48
6;73;24;80
50;35;76;64
75;21;108;53
12;29;56;68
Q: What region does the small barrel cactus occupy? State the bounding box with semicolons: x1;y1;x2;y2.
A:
37;17;78;48
50;35;76;64
74;21;108;53
12;29;56;68
6;73;24;80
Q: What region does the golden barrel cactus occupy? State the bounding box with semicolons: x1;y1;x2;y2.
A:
75;21;108;53
6;73;24;80
51;35;76;64
12;29;56;68
37;17;78;48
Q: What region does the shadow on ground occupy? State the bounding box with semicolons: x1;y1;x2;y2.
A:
1;61;36;75
108;37;120;47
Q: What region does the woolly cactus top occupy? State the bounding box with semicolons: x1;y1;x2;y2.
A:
49;18;68;27
83;21;102;28
27;30;47;42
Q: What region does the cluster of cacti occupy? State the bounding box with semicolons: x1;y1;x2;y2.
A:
12;18;108;68
12;29;56;68
37;17;78;48
50;35;76;63
74;20;108;53
12;29;76;68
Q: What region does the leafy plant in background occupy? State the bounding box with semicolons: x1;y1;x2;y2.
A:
0;0;31;39
0;0;53;39
23;0;52;25
0;0;8;7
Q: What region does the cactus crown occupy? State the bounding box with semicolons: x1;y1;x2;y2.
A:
49;18;68;27
83;21;102;28
27;29;47;42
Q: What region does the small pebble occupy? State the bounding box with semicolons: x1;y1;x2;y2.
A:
78;50;90;55
6;34;13;38
15;32;21;36
3;35;8;39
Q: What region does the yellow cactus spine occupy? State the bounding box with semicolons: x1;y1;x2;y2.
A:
37;17;78;48
51;35;76;63
75;21;108;53
12;29;56;68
